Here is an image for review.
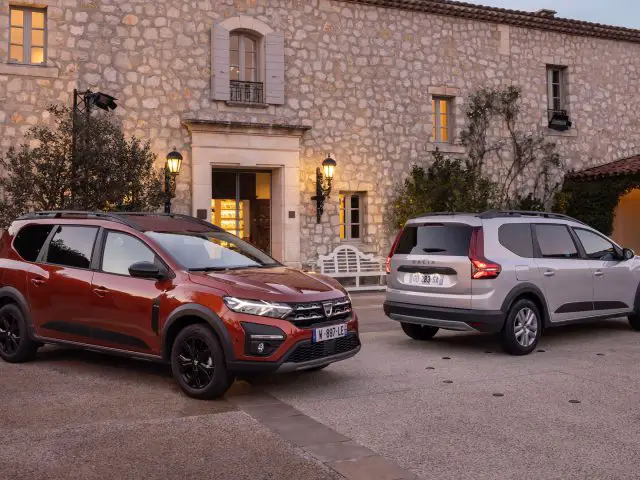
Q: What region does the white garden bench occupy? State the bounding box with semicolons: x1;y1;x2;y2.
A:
317;245;386;292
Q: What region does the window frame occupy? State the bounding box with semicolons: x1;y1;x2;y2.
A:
431;96;454;143
98;229;165;278
498;223;535;258
229;31;261;83
532;223;581;260
38;225;100;270
8;6;47;66
339;192;365;242
572;227;621;261
12;223;55;263
547;66;567;112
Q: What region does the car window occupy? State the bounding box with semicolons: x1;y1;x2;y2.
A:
102;231;156;276
498;223;534;258
395;224;473;256
13;224;54;262
46;226;98;269
574;229;617;261
534;224;579;259
145;230;278;270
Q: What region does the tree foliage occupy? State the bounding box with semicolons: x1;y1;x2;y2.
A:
388;86;564;229
554;174;640;235
388;150;494;229
0;105;164;227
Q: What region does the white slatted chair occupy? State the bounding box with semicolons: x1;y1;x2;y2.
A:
316;245;386;292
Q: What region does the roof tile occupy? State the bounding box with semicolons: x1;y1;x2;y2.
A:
344;0;640;44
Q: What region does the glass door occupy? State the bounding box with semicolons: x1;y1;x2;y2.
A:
211;170;272;253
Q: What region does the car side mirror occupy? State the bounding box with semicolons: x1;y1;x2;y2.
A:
129;261;165;279
623;248;635;261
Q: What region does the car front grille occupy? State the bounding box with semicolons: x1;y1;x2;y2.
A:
286;297;352;329
285;333;360;363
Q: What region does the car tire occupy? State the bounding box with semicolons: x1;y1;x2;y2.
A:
401;322;439;341
628;313;640;331
501;299;541;355
0;304;39;363
171;324;235;400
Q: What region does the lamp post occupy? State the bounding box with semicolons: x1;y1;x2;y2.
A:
311;153;337;223
164;148;183;214
71;89;118;205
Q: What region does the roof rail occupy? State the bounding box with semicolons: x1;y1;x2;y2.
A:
17;210;141;228
478;210;586;225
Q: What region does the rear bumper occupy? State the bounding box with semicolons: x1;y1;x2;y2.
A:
227;333;361;374
384;301;505;333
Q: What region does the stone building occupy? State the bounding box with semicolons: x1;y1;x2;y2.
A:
1;0;640;267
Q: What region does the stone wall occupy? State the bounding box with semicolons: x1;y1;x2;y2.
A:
1;0;640;265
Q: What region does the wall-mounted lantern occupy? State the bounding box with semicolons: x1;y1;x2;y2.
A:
311;153;337;223
164;148;183;214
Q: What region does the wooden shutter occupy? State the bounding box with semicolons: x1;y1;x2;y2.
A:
211;24;230;101
264;31;285;105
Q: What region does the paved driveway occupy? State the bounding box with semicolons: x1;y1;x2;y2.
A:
1;292;639;479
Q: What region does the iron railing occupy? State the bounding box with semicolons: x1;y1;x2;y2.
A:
230;80;264;104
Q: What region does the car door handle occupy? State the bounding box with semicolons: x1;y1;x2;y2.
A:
93;286;109;297
543;270;555;277
594;270;604;277
31;278;46;286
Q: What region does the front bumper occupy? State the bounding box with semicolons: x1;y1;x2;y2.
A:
227;332;361;374
384;301;505;333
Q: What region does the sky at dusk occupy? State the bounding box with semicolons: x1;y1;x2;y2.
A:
464;0;640;28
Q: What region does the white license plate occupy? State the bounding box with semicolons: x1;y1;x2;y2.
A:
313;324;348;343
409;272;444;286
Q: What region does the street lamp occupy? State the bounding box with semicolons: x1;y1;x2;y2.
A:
311;153;337;223
164;148;183;214
71;88;118;205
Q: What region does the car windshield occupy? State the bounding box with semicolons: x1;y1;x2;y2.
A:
145;230;279;271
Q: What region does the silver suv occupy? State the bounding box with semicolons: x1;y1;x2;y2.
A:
384;210;640;355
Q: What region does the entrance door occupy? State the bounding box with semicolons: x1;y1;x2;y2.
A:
211;170;272;253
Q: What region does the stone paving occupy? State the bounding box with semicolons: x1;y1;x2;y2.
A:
2;293;640;479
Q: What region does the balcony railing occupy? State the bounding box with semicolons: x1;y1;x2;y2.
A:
230;80;264;104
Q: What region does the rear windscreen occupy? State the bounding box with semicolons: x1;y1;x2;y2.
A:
395;224;473;256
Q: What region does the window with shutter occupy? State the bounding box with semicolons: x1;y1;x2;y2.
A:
211;17;285;106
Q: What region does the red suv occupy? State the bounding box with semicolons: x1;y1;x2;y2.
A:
0;212;360;399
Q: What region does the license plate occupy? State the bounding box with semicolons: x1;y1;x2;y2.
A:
313;324;348;343
409;272;444;286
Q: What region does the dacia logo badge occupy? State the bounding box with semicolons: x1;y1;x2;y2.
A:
323;302;333;317
413;259;435;265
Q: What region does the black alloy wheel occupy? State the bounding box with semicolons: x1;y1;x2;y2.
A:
177;336;216;390
0;304;39;363
170;324;234;400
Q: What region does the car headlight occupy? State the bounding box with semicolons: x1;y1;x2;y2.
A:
223;296;292;319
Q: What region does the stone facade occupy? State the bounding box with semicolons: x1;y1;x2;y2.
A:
1;0;640;266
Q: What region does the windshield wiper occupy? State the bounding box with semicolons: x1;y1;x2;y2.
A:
188;265;258;272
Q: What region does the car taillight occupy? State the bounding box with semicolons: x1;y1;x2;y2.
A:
469;227;501;280
386;228;404;274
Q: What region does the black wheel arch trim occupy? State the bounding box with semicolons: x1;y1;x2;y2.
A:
161;304;234;361
0;286;36;336
500;283;550;327
634;282;640;314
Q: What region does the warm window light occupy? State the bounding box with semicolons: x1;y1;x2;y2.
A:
166;149;183;175
322;154;336;180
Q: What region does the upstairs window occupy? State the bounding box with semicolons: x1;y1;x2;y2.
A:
547;66;568;113
229;32;262;104
432;97;453;143
9;6;47;65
